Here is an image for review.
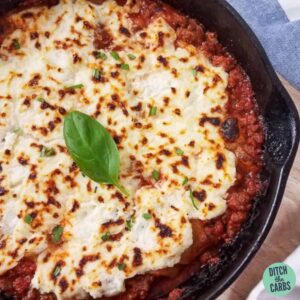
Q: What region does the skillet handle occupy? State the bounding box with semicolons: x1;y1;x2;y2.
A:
264;82;300;168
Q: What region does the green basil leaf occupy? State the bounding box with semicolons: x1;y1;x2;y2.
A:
175;148;184;156
101;232;110;241
24;214;33;225
66;84;84;90
37;97;45;103
189;187;198;210
92;68;102;80
12;39;20;50
111;51;120;61
53;265;62;277
125;217;135;231
128;54;136;60
121;63;130;71
118;263;126;271
142;213;151;220
52;225;63;243
149;106;157;116
96;51;107;60
40;146;56;157
182;176;189;186
152;170;160;181
63;111;128;196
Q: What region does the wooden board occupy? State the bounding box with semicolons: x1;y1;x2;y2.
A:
218;77;300;300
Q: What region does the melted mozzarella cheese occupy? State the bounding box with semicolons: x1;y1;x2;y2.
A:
0;0;236;299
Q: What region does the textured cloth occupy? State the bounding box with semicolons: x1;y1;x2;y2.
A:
227;0;300;90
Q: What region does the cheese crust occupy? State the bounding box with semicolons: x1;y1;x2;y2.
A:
0;0;238;299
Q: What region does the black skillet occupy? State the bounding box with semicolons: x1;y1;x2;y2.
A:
0;0;299;299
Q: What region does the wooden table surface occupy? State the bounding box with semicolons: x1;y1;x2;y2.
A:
218;77;300;300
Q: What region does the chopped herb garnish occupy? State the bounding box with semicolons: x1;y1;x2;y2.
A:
149;106;157;116
175;148;184;156
66;84;84;90
53;265;61;278
142;213;151;220
192;68;197;77
94;186;98;193
125;217;135;231
118;263;126;271
189;187;198;210
40;146;56;157
52;225;63;243
128;54;136;60
92;68;102;80
121;63;129;70
96;51;107;60
12;39;20;50
24;214;33;225
101;232;110;241
182;176;189;186
13;127;22;134
111;51;120;61
36;97;45;103
152;170;160;181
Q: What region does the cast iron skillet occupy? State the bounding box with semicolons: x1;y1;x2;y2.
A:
0;0;299;300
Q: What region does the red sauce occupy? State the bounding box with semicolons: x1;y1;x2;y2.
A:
0;0;264;299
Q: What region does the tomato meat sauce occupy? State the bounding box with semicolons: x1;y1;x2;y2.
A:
0;0;264;299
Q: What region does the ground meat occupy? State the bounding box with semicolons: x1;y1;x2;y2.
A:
17;0;59;9
0;258;36;299
103;275;155;300
129;0;205;46
167;289;183;300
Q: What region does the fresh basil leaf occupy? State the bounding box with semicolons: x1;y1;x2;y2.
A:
182;176;189;186
24;214;33;225
52;225;63;243
40;146;56;157
66;84;84;90
175;148;184;156
128;54;136;60
125;217;135;231
152;170;160;181
111;51;120;61
149;106;157;116
189;187;198;210
121;63;129;71
96;51;107;60
37;97;45;103
63;111;128;196
118;263;126;271
53;265;62;277
92;68;102;80
142;213;151;220
12;39;20;50
101;232;110;241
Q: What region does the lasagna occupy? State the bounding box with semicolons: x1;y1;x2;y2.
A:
0;0;264;299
